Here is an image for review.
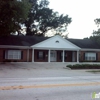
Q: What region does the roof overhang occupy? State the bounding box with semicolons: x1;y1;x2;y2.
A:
80;48;100;51
0;45;31;49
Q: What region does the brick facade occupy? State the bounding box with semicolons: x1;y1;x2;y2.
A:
1;48;100;62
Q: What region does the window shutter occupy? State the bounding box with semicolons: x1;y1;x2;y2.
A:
65;52;67;60
21;51;23;59
59;52;61;60
96;53;98;61
3;50;5;59
37;51;39;59
43;52;45;59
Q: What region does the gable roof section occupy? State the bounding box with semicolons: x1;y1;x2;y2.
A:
67;38;100;49
31;35;80;50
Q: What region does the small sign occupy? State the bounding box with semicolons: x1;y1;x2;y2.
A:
92;92;100;99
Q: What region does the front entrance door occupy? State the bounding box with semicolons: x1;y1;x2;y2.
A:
50;51;56;62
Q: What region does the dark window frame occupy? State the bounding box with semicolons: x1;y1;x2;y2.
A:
5;50;21;60
38;51;45;60
85;52;96;61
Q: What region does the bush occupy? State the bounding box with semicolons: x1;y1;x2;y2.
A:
66;64;100;69
3;60;12;62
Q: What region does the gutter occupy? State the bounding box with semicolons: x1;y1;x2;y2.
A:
80;48;100;51
0;45;32;49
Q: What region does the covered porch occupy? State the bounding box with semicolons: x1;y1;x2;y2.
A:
32;49;79;63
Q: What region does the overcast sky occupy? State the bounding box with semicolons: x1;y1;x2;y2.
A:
48;0;100;39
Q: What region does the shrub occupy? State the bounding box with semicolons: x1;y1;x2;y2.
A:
66;64;100;69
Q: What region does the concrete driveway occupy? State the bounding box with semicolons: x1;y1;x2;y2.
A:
0;62;99;78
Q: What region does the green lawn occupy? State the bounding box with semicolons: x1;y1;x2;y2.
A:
86;70;100;73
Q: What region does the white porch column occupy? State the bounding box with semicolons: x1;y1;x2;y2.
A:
32;49;34;62
62;50;65;63
48;49;50;63
77;50;79;63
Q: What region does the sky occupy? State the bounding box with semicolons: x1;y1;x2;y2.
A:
48;0;100;39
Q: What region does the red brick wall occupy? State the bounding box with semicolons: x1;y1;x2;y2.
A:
79;51;85;62
34;49;48;62
21;49;27;62
96;51;100;61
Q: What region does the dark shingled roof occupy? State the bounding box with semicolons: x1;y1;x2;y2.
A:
0;35;100;49
0;35;49;46
67;38;100;49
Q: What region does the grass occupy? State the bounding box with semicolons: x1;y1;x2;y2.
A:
86;70;100;73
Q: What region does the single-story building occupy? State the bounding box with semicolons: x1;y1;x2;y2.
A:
0;35;100;63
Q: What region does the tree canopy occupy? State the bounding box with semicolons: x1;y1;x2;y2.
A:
0;0;72;37
0;0;31;36
90;18;100;44
25;0;72;36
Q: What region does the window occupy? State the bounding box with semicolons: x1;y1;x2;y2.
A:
5;50;21;60
85;52;96;61
55;40;59;43
38;51;43;59
51;52;54;57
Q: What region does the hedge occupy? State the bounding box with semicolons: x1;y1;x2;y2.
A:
66;64;100;69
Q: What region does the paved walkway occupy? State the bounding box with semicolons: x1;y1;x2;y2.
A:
0;62;99;78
